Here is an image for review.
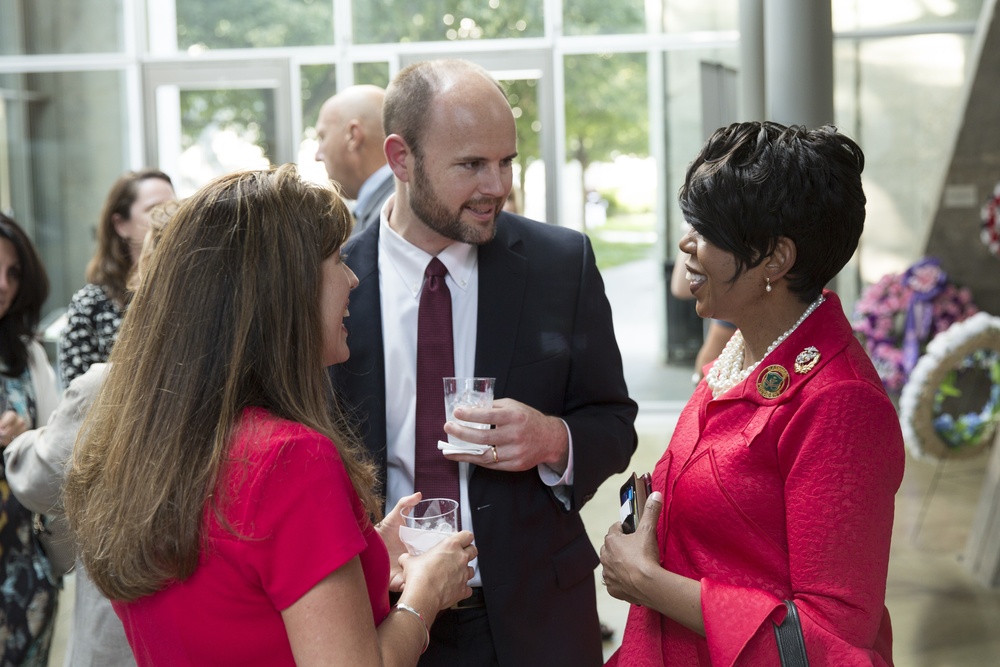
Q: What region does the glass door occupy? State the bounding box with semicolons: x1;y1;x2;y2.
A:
142;60;293;197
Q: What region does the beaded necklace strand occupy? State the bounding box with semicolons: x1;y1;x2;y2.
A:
706;295;825;399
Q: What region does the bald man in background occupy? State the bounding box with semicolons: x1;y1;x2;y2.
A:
314;84;395;235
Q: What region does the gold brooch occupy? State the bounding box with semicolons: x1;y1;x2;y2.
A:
756;364;790;399
794;347;821;374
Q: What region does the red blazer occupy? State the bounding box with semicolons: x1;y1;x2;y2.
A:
609;291;904;666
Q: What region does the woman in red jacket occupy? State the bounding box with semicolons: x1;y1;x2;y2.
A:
601;122;904;666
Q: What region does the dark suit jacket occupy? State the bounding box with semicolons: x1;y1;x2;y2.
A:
329;212;638;666
351;169;394;236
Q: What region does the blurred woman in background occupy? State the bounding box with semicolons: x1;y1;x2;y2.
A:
58;169;175;383
0;213;59;666
5;200;181;667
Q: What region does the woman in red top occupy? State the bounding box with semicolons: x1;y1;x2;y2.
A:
601;122;904;666
65;164;476;666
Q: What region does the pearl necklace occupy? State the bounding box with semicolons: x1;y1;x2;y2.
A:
706;295;825;399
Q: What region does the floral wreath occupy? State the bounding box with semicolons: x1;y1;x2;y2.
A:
980;183;1000;258
852;258;978;391
898;312;1000;461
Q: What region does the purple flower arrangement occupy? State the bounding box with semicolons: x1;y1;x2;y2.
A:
852;258;978;391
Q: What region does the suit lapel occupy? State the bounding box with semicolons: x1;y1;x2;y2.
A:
475;215;526;399
355;172;394;233
340;225;388;466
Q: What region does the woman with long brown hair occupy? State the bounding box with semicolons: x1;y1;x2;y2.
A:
65;164;476;666
58;169;175;383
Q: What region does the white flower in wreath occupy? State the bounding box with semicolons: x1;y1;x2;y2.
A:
899;312;1000;461
980;183;1000;258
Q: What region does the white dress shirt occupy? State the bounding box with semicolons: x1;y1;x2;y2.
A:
376;206;574;585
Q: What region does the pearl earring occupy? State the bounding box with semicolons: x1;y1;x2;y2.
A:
766;277;772;293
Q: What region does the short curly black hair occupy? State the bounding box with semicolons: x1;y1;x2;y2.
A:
678;121;866;303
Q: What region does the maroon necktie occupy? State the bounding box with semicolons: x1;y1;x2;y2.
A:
414;258;460;506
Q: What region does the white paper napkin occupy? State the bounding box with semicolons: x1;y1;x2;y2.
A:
437;439;489;456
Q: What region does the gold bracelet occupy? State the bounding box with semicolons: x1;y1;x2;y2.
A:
391;602;430;654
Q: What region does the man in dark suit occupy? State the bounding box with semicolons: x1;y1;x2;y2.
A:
329;59;637;666
314;84;394;235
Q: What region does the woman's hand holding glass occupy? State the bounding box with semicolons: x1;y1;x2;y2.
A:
398;528;477;613
377;493;419;592
378;492;477;610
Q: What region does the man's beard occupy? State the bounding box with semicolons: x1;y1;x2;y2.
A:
409;160;502;246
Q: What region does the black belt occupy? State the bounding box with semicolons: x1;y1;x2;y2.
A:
450;587;486;610
389;587;486;612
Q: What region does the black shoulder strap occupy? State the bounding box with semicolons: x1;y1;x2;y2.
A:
772;599;810;666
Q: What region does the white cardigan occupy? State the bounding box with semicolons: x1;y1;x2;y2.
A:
5;346;80;515
28;339;59;428
4;362;136;666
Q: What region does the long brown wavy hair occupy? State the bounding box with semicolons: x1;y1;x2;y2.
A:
85;168;173;307
64;164;379;602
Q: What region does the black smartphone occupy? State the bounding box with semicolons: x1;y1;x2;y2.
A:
619;472;652;534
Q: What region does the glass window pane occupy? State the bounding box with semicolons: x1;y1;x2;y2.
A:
298;65;337;185
1;0;123;55
352;0;543;44
663;0;738;32
172;88;276;196
659;47;739;236
563;53;654;264
301;64;338;137
176;0;333;50
833;0;983;31
503;76;542;219
833;34;974;282
563;0;645;36
354;63;391;89
1;70;128;316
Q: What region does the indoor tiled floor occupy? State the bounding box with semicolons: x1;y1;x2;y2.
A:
883;452;1000;665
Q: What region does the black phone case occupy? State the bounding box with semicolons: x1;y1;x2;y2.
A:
619;472;651;534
